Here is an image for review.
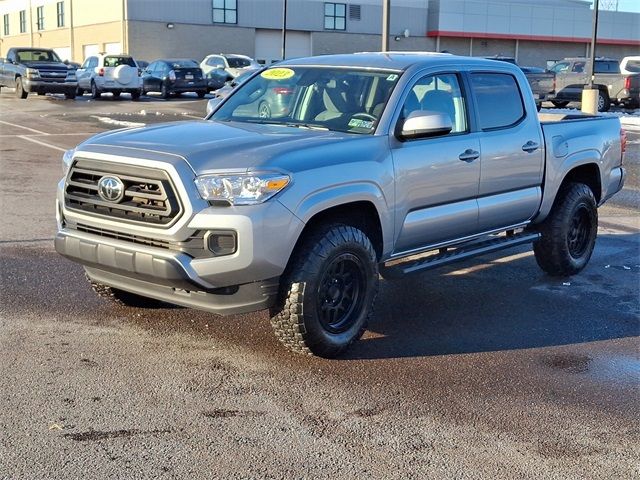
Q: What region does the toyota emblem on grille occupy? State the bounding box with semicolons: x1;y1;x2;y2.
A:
97;176;125;203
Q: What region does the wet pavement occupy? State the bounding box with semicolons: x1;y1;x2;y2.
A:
1;92;638;479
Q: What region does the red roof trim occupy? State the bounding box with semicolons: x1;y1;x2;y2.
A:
427;30;640;46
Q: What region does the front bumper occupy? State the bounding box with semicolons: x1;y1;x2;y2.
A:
55;228;280;315
24;79;77;94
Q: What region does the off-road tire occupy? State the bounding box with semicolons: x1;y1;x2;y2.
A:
551;100;569;108
15;77;28;99
270;224;378;357
88;275;166;308
533;182;598;276
90;81;101;99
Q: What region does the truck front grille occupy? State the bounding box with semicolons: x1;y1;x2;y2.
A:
64;158;182;226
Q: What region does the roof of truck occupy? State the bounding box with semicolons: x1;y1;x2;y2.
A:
277;52;508;71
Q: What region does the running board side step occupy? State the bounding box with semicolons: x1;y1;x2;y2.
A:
381;231;541;278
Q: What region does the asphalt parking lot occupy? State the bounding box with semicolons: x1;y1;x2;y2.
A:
1;92;638;479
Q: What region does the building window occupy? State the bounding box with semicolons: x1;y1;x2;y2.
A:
36;6;44;30
212;0;237;24
19;10;26;33
3;14;8;36
57;2;64;27
324;3;346;30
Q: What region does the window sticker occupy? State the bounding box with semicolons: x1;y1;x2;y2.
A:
386;74;398;81
348;118;374;129
261;68;295;80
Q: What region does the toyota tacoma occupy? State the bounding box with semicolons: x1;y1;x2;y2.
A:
55;53;626;357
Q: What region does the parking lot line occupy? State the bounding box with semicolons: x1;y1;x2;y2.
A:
18;135;66;152
0;119;50;135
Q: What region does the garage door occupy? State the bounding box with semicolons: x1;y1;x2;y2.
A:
83;44;100;60
105;42;122;55
255;29;311;64
54;47;71;63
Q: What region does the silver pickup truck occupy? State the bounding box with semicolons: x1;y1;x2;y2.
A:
55;53;626;357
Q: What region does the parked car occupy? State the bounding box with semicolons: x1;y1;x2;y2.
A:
0;47;77;99
550;57;640;110
205;67;262;115
200;54;260;80
76;53;142;100
56;53;625;357
142;59;207;99
135;59;149;75
204;68;228;92
620;56;640;75
485;56;555;110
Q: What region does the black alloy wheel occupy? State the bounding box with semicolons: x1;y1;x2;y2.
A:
317;253;367;335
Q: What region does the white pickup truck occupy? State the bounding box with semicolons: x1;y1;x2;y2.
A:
56;53;626;357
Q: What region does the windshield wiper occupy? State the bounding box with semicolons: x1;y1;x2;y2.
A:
284;123;329;131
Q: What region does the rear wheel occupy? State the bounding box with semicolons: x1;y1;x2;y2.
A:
597;90;611;112
161;82;170;99
533;182;598;276
88;275;167;308
197;90;206;98
90;81;101;99
15;77;28;99
551;100;569;108
270;224;378;357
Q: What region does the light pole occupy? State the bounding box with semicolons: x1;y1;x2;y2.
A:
382;0;390;52
582;0;600;113
281;0;288;60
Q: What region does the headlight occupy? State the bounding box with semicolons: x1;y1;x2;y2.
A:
25;68;40;79
195;173;290;205
62;148;75;175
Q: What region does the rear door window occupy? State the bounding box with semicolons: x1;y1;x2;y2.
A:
470;73;525;131
104;56;136;68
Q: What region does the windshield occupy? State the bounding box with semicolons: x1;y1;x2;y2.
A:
16;50;61;62
211;66;401;134
227;57;252;68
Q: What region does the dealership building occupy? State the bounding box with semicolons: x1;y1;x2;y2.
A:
0;0;638;67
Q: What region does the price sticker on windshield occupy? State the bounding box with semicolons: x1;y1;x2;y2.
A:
261;68;295;80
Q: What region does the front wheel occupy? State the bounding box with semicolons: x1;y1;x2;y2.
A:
77;87;85;96
551;100;569;108
15;77;28;99
533;182;598;276
65;90;76;100
270;224;378;357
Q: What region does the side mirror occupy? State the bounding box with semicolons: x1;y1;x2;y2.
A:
399;111;453;140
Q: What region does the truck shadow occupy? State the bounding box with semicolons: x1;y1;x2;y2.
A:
345;232;640;360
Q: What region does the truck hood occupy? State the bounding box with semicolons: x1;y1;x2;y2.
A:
79;120;366;174
22;61;70;71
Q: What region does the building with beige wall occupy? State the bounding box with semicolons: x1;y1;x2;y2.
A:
1;0;638;68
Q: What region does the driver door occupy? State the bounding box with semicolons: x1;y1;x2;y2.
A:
391;72;482;253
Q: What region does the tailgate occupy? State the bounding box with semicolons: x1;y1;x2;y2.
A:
526;73;555;96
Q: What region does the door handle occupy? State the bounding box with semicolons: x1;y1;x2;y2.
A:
458;149;480;162
522;141;539;153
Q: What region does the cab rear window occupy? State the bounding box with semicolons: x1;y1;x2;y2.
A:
471;73;525;130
